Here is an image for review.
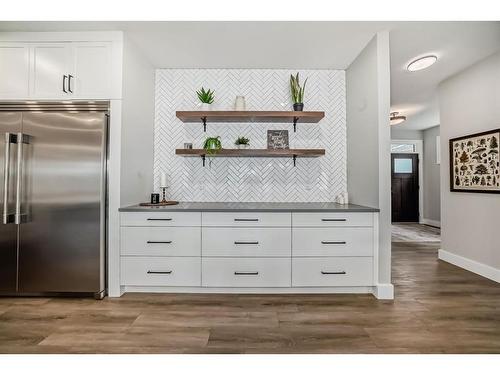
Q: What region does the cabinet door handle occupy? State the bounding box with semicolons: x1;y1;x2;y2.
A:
62;75;68;93
321;271;346;275
234;241;259;245
321;241;346;245
147;270;172;274
234;271;259;276
147;218;172;221
147;241;172;244
68;75;73;93
234;218;259;222
321;218;347;222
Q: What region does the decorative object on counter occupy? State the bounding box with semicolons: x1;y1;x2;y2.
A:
234;96;246;111
267;130;289;150
235;136;250;149
196;87;215;111
290;72;308;111
160;172;170;202
342;192;349;204
335;193;346;205
139;200;179;207
150;193;160;204
449;128;500;193
203;136;222;167
183;142;193;149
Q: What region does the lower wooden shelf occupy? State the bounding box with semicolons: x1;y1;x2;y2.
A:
175;148;325;167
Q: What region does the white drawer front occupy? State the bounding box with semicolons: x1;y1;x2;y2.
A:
202;258;291;287
120;212;201;227
292;212;373;227
121;257;201;286
202;227;291;257
202;212;291;227
292;257;373;287
292;227;373;257
121;227;201;256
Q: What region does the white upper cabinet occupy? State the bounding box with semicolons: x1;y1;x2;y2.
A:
0;40;118;100
31;43;73;97
0;43;30;97
72;42;112;98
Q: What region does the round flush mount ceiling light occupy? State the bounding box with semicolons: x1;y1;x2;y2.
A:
407;55;438;72
390;112;406;126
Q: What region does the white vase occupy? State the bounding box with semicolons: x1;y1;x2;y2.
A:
234;96;246;111
237;144;249;149
200;103;211;111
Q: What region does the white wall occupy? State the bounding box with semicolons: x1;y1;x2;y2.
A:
423;125;441;225
391;128;423;140
120;35;155;206
439;51;500;282
346;32;392;297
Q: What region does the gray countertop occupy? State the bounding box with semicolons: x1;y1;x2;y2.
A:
119;202;379;212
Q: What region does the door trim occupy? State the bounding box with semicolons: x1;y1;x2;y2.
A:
390;139;423;223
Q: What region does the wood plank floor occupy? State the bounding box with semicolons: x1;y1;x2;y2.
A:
1;240;500;353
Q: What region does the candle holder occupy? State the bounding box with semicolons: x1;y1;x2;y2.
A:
160;186;168;203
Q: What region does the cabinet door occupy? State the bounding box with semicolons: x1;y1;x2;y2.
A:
0;43;30;97
31;43;72;98
72;42;112;98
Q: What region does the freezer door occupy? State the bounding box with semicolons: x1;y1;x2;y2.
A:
0;113;21;292
18;112;107;293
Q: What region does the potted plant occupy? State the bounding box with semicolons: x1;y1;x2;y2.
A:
197;87;215;110
290;72;308;111
235;136;250;149
203;136;222;167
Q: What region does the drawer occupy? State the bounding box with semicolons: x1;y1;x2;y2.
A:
121;227;201;256
292;257;373;287
202;258;291;287
292;227;373;257
292;212;373;227
120;212;201;227
202;212;291;227
121;257;201;286
202;227;291;257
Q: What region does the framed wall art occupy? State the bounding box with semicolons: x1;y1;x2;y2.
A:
267;130;289;150
449;128;500;193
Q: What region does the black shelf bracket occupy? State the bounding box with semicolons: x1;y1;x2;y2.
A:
201;117;207;132
201;155;206;167
293;155;297;167
293;116;299;132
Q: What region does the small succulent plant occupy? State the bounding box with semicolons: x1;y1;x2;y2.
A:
197;87;215;104
235;136;250;145
290;73;308;104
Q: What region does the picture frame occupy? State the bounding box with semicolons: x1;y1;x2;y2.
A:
449;128;500;193
267;130;289;150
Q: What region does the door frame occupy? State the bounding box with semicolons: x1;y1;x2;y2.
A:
390;139;423;223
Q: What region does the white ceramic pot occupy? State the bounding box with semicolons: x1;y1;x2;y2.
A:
200;103;212;111
237;144;250;149
234;96;246;111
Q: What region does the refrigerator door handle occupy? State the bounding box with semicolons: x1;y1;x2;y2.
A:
3;133;16;225
14;133;30;225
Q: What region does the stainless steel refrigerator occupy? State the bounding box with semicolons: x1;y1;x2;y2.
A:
0;102;108;299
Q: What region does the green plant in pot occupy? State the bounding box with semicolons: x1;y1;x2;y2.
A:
203;136;222;167
197;87;215;110
235;136;250;149
290;72;308;111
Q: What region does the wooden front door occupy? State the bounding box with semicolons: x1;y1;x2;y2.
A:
391;153;419;222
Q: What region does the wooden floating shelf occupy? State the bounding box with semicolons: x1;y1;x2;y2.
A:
176;148;325;167
176;110;325;132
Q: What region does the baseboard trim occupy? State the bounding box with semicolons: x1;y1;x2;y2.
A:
438;249;500;283
373;283;394;300
122;286;375;294
421;218;441;228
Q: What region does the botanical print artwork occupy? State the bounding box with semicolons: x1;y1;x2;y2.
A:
450;129;500;193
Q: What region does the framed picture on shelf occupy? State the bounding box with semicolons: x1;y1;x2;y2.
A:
267;130;289;149
449;128;500;193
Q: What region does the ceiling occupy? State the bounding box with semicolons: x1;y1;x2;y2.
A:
1;21;499;130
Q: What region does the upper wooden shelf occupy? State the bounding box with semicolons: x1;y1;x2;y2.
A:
176;110;325;132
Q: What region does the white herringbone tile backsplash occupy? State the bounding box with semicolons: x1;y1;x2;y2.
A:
154;69;346;202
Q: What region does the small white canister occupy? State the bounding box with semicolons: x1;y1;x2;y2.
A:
234;96;246;111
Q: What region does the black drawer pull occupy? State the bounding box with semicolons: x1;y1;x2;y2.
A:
147;270;172;274
321;271;347;275
234;271;259;276
234;218;259;222
234;241;259;245
321;241;347;245
147;241;172;244
147;218;172;221
321;218;347;222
